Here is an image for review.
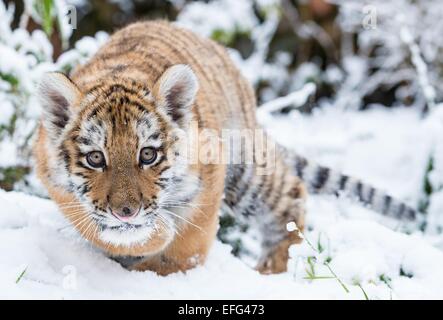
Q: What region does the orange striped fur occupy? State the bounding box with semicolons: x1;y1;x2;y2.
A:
33;21;306;275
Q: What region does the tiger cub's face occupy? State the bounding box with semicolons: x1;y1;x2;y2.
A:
38;65;200;249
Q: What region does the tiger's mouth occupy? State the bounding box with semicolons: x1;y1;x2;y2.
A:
75;198;181;247
92;211;175;247
97;220;150;231
91;211;159;231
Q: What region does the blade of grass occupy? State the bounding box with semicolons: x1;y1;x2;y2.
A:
303;276;335;280
356;283;369;300
324;263;349;293
15;266;27;284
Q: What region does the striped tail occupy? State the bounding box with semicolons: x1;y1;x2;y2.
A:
287;152;418;221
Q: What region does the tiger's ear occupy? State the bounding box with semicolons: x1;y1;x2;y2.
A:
37;72;81;139
153;64;199;125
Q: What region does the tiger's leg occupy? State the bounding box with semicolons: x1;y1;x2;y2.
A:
224;154;307;274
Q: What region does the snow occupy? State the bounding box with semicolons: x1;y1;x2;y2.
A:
1;0;443;300
257;82;316;118
0;0;108;171
425;106;443;234
263;106;429;204
286;221;298;232
1;106;443;299
332;0;443;110
176;0;258;40
56;31;109;72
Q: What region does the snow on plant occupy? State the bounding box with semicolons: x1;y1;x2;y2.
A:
21;0;76;48
0;0;107;191
56;31;108;73
0;2;53;171
331;0;443;111
287;220;420;300
176;0;287;92
287;227;354;297
422;105;443;234
327;0;443;234
176;0;258;41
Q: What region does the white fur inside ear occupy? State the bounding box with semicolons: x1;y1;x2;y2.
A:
158;64;199;112
38;72;79;107
37;72;80;137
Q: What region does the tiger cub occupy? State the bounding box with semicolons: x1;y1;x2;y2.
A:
34;21;417;276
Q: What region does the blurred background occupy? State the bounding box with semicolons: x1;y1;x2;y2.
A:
1;0;443;245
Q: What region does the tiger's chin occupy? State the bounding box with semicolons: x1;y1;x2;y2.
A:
84;214;176;256
98;224;157;247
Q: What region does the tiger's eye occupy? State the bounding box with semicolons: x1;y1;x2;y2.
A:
86;151;106;169
140;147;157;165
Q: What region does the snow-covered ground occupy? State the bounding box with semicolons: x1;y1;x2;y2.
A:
1;106;443;299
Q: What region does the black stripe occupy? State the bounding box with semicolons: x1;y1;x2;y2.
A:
281;209;291;219
154;181;167;188
224;165;245;207
77;137;92;146
397;203;405;219
158;166;171;176
149;132;160;140
150;155;166;168
269;167;286;211
78;183;90;196
261;166;275;201
339;175;348;190
382;195;392;215
228;165;245;191
355;182;363;202
233;166;254;207
86;105;101;121
111;64;128;73
85;83;106;96
110;114;117;130
405;207;416;220
137;117;152;129
60;144;71;169
295;156;307;179
367;187;375;205
104;84;139;97
75;160;89;171
312;166;330;190
124;98;149;115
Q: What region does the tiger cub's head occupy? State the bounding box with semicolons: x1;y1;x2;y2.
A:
37;65;200;251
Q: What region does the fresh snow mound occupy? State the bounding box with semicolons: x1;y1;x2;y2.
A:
1;107;443;299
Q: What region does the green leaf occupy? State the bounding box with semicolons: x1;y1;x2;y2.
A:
211;29;235;45
399;266;413;278
379;274;392;288
0;73;19;89
317;233;324;253
0;166;30;191
35;0;55;36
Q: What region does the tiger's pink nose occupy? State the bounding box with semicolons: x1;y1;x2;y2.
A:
111;206;139;221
